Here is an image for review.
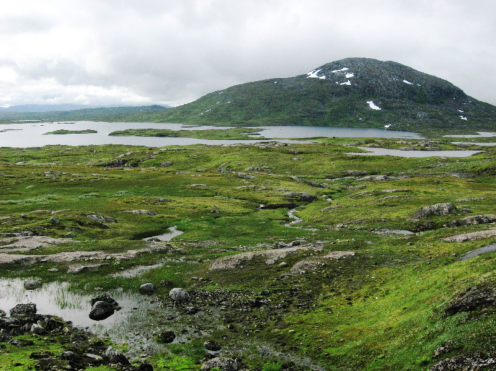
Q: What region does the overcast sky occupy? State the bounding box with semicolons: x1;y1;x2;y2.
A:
1;0;495;108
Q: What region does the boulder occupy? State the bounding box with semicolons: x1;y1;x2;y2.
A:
413;203;458;219
87;215;118;223
169;288;191;303
204;340;222;352
10;303;37;318
200;357;238;371
104;347;130;365
89;301;114;321
90;293;119;308
139;283;156;295
127;210;157;216
158;330;176;343
24;280;42;290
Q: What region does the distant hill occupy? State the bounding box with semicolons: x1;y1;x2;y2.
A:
155;58;496;133
0;105;170;122
0;104;99;113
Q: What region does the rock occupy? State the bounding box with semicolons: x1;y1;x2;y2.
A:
60;351;79;361
104;346;130;365
184;306;199;315
139;283;155;295
279;262;288;267
211;206;221;213
433;340;458;358
49;217;60;225
160;280;174;286
282;192;317;202
158;330;176;343
24;280;42;290
444;229;496;243
90;293;119;308
413;203;458;219
160;161;173;167
446;214;496;228
10;303;37;318
127;210;157;216
204;340;222;351
443;285;496;317
87;214;118;223
89;301;115;321
357;175;394;182
201;357;238;371
431;354;496;371
31;323;45;335
138;363;154;371
0;309;6;317
169;288;191;303
48;268;59;272
190;184;207;188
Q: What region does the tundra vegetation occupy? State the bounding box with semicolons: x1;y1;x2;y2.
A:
0;137;495;370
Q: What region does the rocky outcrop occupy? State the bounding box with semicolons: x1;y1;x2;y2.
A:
444;229;496;243
445;214;496;228
282;192;317;202
209;245;323;271
443;284;496;317
413;203;458;219
431;353;496;371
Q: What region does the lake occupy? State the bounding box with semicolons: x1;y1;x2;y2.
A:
0;121;421;148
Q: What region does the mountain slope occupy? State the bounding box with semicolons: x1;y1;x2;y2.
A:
158;58;496;133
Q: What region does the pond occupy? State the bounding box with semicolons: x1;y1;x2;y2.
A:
0;278;163;356
349;147;482;158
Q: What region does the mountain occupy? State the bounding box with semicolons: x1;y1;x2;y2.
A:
156;58;496;133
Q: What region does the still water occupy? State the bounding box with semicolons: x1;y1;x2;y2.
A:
0;121;422;148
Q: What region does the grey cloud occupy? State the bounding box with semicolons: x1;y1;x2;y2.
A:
1;0;496;107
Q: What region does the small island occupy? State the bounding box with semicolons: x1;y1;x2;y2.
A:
108;127;262;140
43;129;98;135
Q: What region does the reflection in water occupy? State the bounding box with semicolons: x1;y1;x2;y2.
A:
144;225;184;241
0;278;164;356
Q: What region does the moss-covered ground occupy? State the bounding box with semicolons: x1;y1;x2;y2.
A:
0;138;495;370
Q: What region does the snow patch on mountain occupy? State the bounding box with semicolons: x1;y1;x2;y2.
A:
403;80;413;85
367;101;381;110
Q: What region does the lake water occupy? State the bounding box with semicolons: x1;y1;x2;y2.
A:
0;121;422;148
445;131;496;138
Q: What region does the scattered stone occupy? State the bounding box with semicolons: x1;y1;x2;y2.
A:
31;323;45;335
89;301;115;321
10;303;37;318
49;217;60;225
139;283;156;295
211;206;221;213
48;268;59;272
201;357;238;371
24;280;42;290
413;203;458;219
158;330;176;343
184;306;199;315
190;184;207;188
169;288;191;303
160;161;173;167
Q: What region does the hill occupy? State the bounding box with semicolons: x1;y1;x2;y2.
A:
157;58;496;133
